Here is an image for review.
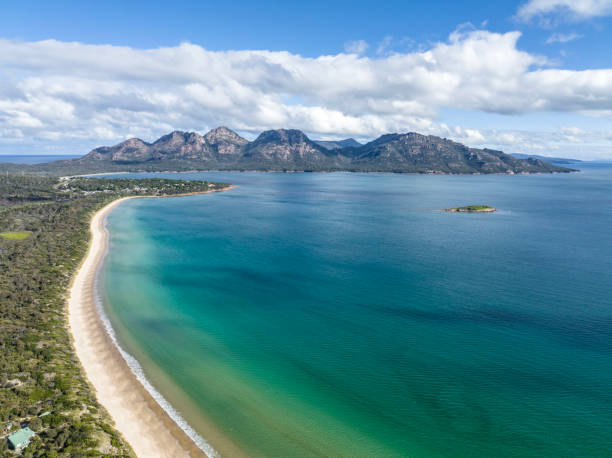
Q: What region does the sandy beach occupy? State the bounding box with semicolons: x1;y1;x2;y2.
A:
67;190;232;457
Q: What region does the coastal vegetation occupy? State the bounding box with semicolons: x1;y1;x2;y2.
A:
0;175;228;456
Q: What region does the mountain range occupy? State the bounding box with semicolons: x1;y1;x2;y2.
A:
509;153;582;165
53;127;574;174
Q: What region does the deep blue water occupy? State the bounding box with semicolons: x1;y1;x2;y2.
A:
103;164;612;457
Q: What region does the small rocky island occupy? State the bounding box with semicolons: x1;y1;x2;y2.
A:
445;205;496;213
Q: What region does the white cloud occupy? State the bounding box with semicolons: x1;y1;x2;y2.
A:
343;40;368;55
0;30;612;157
376;36;393;55
448;126;612;160
545;32;583;43
517;0;612;21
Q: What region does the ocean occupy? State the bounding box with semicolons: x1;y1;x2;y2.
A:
101;164;612;456
0;154;80;164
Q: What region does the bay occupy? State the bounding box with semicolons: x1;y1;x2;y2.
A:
103;165;612;457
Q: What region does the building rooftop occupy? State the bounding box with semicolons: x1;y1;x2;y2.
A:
7;427;35;450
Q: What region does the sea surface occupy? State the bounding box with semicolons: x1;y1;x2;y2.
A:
0;154;80;164
102;164;612;457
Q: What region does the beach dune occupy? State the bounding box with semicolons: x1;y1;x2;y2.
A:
68;197;209;457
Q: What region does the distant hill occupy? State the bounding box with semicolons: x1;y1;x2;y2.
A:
315;138;362;149
510;153;583;165
5;127;575;175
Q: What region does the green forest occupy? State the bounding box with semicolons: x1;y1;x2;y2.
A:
0;175;228;457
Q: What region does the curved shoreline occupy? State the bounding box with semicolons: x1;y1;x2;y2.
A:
67;188;233;457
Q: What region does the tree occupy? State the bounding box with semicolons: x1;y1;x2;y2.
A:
29;417;42;431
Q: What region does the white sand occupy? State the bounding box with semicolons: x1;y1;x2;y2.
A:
68;197;210;457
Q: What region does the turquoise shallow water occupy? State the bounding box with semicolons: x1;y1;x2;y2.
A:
103;166;612;457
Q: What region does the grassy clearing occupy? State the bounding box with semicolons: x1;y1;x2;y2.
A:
0;230;32;240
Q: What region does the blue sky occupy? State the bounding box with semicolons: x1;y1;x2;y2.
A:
1;0;612;158
3;0;611;67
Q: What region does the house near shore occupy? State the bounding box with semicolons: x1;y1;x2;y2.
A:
7;427;35;450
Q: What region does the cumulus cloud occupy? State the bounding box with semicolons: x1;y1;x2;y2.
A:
480;125;612;159
517;0;612;21
0;29;612;157
546;32;583;43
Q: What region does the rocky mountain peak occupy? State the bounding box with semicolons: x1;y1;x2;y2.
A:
123;137;149;147
253;129;312;146
205;126;247;144
154;131;191;146
244;129;331;164
148;130;208;159
204;126;248;155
